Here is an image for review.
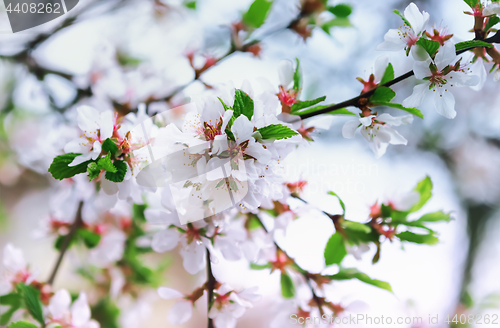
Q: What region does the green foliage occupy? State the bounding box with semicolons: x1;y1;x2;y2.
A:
328;268;393;292
116;53;142;67
393;9;411;27
416;38;440;57
410;176;433;212
280;272;295;298
463;0;479;8
0;293;22;325
380;63;395;85
78;229;101;248
416;211;452;223
293;58;301;92
49;153;92;180
233;89;254;121
87;162;101;181
101;138;119;155
321;17;351;34
7;322;39;328
256;124;298;141
184;0;196;9
324;233;347;265
327;191;346;215
250;263;272;270
92;298;120;328
98;154;117;173
105;160;128;183
18;284;44;327
455;40;493;51
243;0;273;29
369;87;396;103
132;204;147;222
290;96;326;113
373;102;424;119
397;231;439;245
295;105;355;117
327;4;352;17
343;221;371;234
485;16;500;33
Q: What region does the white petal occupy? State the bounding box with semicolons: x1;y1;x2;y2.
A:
376;29;406;51
152;229;180;253
180;243;206;274
359;115;375;127
404;3;428;34
64;138;89;154
77;106;100;136
3;243;26;272
231;115;254;144
278;60;294;87
158;287;183;300
99;110;114;140
484;2;500;15
402;83;428;108
71;293;91;327
245;140;271;164
91;141;102;160
68;152;93;167
413;61;432;80
385;127;408;145
374;56;389;80
168;301;193;324
411;45;431;62
342;120;360;139
435;42;457;71
434;88;456;119
48;289;71;319
377;113;413;126
101;178;119;195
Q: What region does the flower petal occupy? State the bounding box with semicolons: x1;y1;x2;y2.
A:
278;60;294;87
376;29;406;51
168;301;193;325
158;287;183;300
342;120;360;139
434;88;456;119
71;293;91;327
402;83;428;108
152;229;180;253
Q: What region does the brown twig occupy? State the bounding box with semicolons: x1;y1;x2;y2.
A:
206;248;216;328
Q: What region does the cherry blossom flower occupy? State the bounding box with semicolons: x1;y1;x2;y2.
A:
402;42;480;118
47;290;100;328
0;244;36;295
377;2;430;56
342;114;413;158
277;60;299;113
157;287;195;325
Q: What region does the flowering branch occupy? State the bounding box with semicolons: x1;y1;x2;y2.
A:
299;30;500;120
47;201;84;285
206;248;216;328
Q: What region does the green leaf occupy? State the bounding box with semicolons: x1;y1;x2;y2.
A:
416;211;452;223
343;221;371;234
98;154;117;173
184;0;196;9
324;232;347;266
54;234;76;251
455;40;493;51
410;176;433;212
416;38;440;57
78;229;101;248
393;9;411;27
233;89;254;121
380;63;395;85
369;87;396;103
397;231;439;245
327;191;346;215
463;0;479;8
328;268;393;292
293;58;301;92
18;284;44;326
295;105;355;117
372;102;424;119
327;4;352;17
102;138;118;155
256;124;298;141
132;204;147;222
92;298;120;328
321;17;351;34
242;0;273;29
485;16;500;32
280;272;295;299
105;160;128;183
250;263;272;270
87;162;101;181
290;96;326;113
0;294;22;325
218;97;232;111
49;153;92;180
7;322;39;328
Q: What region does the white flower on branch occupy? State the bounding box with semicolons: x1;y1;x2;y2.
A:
48;290;100;328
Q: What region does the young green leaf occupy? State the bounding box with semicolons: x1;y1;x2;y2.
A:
256;124;298;141
369;87;396;103
327;4;352;17
485;16;500;33
410;176;433;212
97;154;117;173
49;153;92;180
415;211;452;223
250;263;272;270
242;0;273;29
295;105;355;117
92;298;120;328
380;63;395;85
372;102;424;119
397;231;439;245
328;268;393;292
87;162;101;181
455;40;493;51
327;191;346;215
342;221;371;233
101;138;118;155
18;284;44;326
293;58;301;92
290;96;326;113
105;160;128;183
463;0;479;8
233;89;254;121
415;38;440;57
184;0;196;9
218;97;232;111
7;322;39;328
78;229;101;248
393;9;411;27
0;293;22;325
324;233;347;265
321;18;351;34
280;272;295;298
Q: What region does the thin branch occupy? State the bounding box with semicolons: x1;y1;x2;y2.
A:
206;248;216;328
47;201;84;285
299;32;500;120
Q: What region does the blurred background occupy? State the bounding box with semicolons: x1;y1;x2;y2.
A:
1;0;500;327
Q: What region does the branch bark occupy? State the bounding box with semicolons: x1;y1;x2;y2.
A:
206;249;216;328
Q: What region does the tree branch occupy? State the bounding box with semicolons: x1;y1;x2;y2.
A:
47;201;84;285
206;248;216;328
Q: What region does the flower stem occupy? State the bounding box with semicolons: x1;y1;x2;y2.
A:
47;201;84;285
206;248;216;328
